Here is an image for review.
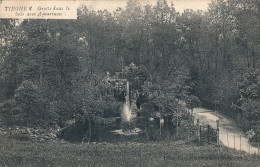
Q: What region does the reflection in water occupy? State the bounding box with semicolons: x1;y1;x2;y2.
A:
111;128;141;136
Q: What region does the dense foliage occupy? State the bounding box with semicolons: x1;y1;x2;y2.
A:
0;0;259;134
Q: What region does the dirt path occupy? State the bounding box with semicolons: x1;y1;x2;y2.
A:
193;108;259;154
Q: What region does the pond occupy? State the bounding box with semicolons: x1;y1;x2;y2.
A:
57;116;175;143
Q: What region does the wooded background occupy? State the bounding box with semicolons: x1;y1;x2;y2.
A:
0;0;259;137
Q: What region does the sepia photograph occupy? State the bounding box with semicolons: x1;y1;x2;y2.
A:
0;0;260;166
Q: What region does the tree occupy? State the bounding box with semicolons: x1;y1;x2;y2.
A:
14;80;44;126
234;68;260;131
186;95;201;115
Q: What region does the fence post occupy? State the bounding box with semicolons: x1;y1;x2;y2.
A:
240;135;241;151
197;119;200;145
234;135;235;149
207;124;210;144
257;134;260;155
216;120;219;147
227;134;229;147
176;110;178;138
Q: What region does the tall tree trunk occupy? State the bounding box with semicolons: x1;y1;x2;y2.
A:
246;45;250;68
221;9;227;69
88;116;91;143
256;0;260;68
252;50;256;69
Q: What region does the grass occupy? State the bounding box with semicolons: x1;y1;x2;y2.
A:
0;134;260;167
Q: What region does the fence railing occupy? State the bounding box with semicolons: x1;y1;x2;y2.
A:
195;119;260;156
224;133;260;155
